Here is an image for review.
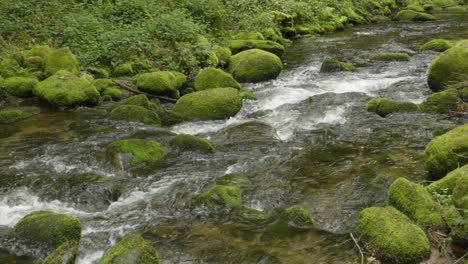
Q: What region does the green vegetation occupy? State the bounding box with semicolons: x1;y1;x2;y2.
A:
44;48;80;77
44;241;79;264
229;49;283;83
2;76;38;98
195;185;241;208
395;10;436;21
320;58;356;73
135;71;186;97
194;67;241;91
366;97;418;117
107;139;167;166
428;165;468;196
281;205;314;229
229;40;285;57
99;233;160;264
419;91;462;113
110;105;161;127
369;52;411;61
169;134;214;153
0;109;35;124
420;39;457;52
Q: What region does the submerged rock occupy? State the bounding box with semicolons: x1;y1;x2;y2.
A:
229;49;283;83
369;52;411;61
110;105;161;127
0;108;36;124
356;206;430;263
194;67;241;91
136;71;186;97
44;48;80;77
229;40;285;57
419;91;462;114
420;39;457;52
43;240;79;264
169;134;214;153
281;205;314;229
195;185;241;208
320;58;356;73
98;233;160;264
428;42;468;92
366;97;418;117
395;10;436;21
106;139;167;166
2;76;39;98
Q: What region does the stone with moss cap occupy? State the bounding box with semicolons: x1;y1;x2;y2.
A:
110;105;160;127
452;176;468;210
427;165;467;195
194;67;241;91
233;207;268;225
136;71;186;97
428;42;468;92
229;49;283;83
107;139;167;166
0;109;35;124
24;45;52;59
214;46;232;67
102;87;122;101
98;233;160;264
9;211;82;249
0;59;24;78
195;185;241;208
44;48;80;77
115;94;157;110
424;124;468;179
420;39;457;52
395;10;436;21
356;206;430;263
234;32;265;40
24;56;43;71
366;97;418;117
113;63;134;77
88;67;110;79
169;134;214;153
3;76;38;98
229;40;285;57
174;88;242;121
320;58;356;73
281;205;314;229
419;91;462;114
370;52;411;61
43;240;79;264
239;88;257;100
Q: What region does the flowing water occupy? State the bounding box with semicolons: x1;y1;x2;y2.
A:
1;12;467;264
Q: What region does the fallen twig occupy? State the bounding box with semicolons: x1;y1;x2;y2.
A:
350;233;364;264
453;252;468;264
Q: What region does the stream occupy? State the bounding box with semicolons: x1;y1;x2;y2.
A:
0;12;467;264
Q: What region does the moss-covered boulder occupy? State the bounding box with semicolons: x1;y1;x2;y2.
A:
229;49;283;83
113;63;134;77
102;87;122;100
214;46;232;67
136;71;186;97
0;109;35;124
233;207;268;225
356;206;430;263
370;52;411;61
93;79;115;93
427;42;468;92
320;58;356;73
239;87;257;100
110;105;161;127
420;39;457;52
395;10;436;21
281;205;314;229
424;124;468;179
233;32;265;40
194;67;241;91
2;76;38;98
366;98;418;117
388;178;445;229
427;165;467;195
88;67;110;79
452;176;468;210
195;185;241;208
44;48;80;77
173;88;242;121
106;139;167;166
156;108;183;126
169;134;214;153
116;94;156;110
9;211;82;249
43;241;79;264
229;40;285;57
33;71;100;107
24;56;43;71
419;91;462;113
98;233;160;264
0;59;24;78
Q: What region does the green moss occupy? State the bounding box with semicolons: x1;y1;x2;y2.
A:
395;10;436;21
271;11;293;26
93;79;115;93
194;67;241;91
229;49;283;83
24;56;43;71
24;45;52;59
427;165;468;195
424;124;468;179
239;87;257;100
233;207;268;225
370;52;411;61
419;91;462;113
110;105;161;127
43;240;79;264
3;76;38;98
102;87;122;100
116;94;154;110
428;42;468;92
356;206;430;264
229;40;285;57
169;134;213;153
9;211;82;249
44;48;80;77
388;177;445;229
195;185;241;208
214;46;232;67
88;67;110;79
33;71;101;107
420;39;457;52
0;109;34;124
234;32;265;40
173;88;242;121
113;63;134;77
452;176;468;210
405;4;425;12
136;71;186;97
0;59;24;78
156;108;183;126
262;27;284;43
366;98;417;117
98;233;160;264
320;58;356;73
281;205;314;229
107;139;167;166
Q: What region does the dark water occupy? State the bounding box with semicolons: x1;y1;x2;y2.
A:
0;11;467;264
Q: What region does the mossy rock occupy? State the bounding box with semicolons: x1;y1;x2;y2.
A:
452;176;468;210
107;139;167;166
405;4;425;12
93;79;116;93
24;56;43;71
370;52;411;61
427;165;468;195
281;205;314;229
98;233;160;264
169;134;214;153
116;94;156;110
44;48;80;77
420;39;457;52
395;10;436;21
427;42;468;92
262;27;285;44
366;98;418;117
229;40;285;57
113;63;134;77
3;76;38;98
356;206;430;263
110;105;161;127
136;71;186;97
24;45;52;59
173;88;242;121
0;109;35;124
229;49;283;83
320;58;356;73
215;173;251;188
214;46;232;67
233;32;265;40
194;67;241;91
102;87;122;101
43;240;79;264
156;109;183;126
233;207;268;225
419;91;462;113
388;177;445;229
239;87;257;100
195;185;241;208
9;211;82;249
424;124;468;179
88;67;110;79
0;59;24;78
33;71;100;107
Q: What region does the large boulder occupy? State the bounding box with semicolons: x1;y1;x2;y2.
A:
195;185;241;209
33;71;100;107
320;58;356;73
98;233;160;264
169;134;214;153
420;39;457;52
428;42;468;92
44;48;80;77
110;105;161;127
135;71;186;97
229;40;285;57
395;10;436;21
106;139;167;166
424;124;468;179
419;91;462;114
366;97;418;117
194;67;241;91
2;76;38;98
229;49;283;83
356;206;430;263
173;88;242;121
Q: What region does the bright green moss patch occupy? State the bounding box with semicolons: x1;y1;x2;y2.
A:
3;76;38;98
428;42;468;92
113;63;134;77
24;45;52;59
452;176;468;210
194;67;241;91
427;165;468;195
0;109;34;124
0;59;24;78
44;48;80;77
9;211;82;249
420;39;457;52
116;94;155;110
395;10;436;21
234;32;265;40
136;71;186;97
24;56;43;71
229;40;285;57
233;207;268;225
195;185;241;208
356;206;430;264
110;105;161;127
214;46;232;67
98;233;160;264
93;79;115;93
174;88;242;121
424;124;468;179
107;139;167;166
44;240;79;264
229;49;283;83
366;97;418;117
419;91;462;113
320;58;356;73
88;67;110;79
239;87;257;100
169;134;214;153
102;87;122;101
281;205;314;229
369;52;411;61
156;109;183;126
